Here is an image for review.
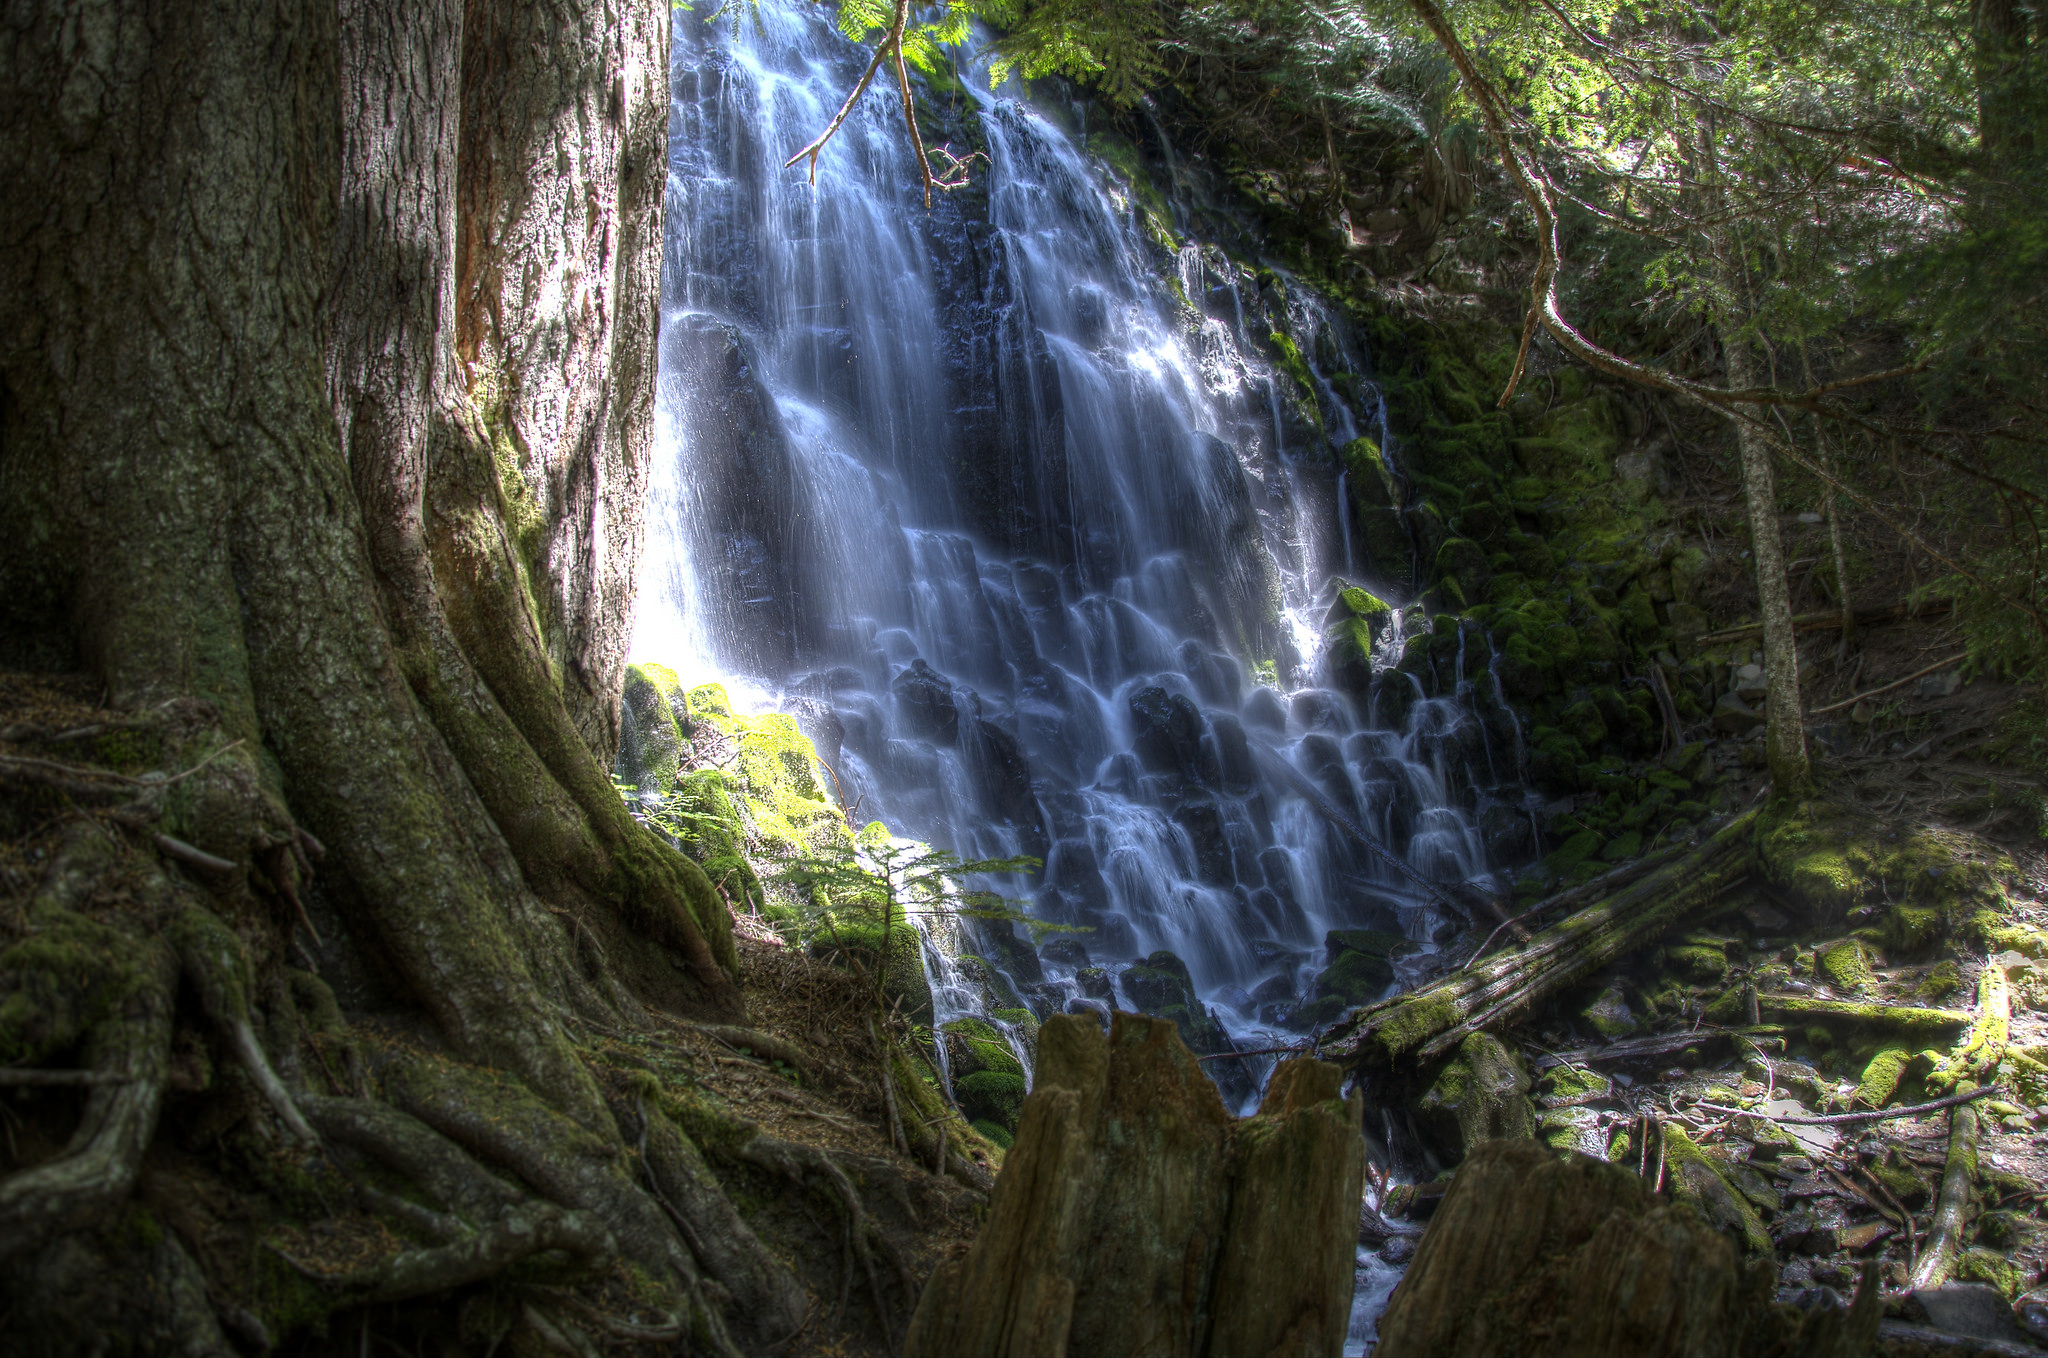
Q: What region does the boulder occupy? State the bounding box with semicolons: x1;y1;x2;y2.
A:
892;658;959;743
1129;686;1206;779
1415;1031;1536;1157
904;1015;1364;1358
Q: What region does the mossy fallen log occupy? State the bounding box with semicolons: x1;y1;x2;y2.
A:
1331;811;1759;1069
1757;995;1972;1043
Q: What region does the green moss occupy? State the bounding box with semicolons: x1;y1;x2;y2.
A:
1816;939;1876;992
1919;960;1962;1001
1601;830;1643;863
1957;1247;2027;1298
1267;329;1320;409
943;1016;1024;1081
1661;1124;1772;1256
971;1118;1015;1150
1317;948;1395;1004
0;909;150;1067
1370;986;1461;1062
1854;1046;1925;1108
957;1070;1026;1127
1664;942;1726;983
1544;829;1603;876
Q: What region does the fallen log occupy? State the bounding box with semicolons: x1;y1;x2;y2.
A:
1531;1026;1785;1071
1331;811;1758;1069
1757;994;1972;1043
1928;962;2010;1094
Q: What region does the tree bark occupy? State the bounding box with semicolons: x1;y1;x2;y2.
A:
0;0;767;1347
1722;330;1810;792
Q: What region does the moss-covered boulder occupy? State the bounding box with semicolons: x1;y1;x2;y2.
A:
619;662;690;797
1312;929;1416;1006
957;1069;1025;1127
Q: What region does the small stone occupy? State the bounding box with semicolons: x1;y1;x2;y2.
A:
1379;1235;1417;1264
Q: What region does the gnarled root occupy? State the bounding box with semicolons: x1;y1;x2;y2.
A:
0;929;177;1263
633;1090;810;1342
166;901;317;1142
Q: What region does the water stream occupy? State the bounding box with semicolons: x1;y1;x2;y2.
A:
636;9;1519;1337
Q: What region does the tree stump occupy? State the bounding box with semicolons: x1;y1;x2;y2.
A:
904;1013;1365;1358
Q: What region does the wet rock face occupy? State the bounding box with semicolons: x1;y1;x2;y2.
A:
891;658;959;744
1376;1139;1879;1358
1128;685;1207;780
904;1015;1365;1358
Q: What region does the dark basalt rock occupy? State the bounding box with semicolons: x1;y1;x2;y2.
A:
1171;800;1236;886
891;658;959;744
1128;685;1206;780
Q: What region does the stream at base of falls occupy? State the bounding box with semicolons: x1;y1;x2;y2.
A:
631;2;1541;1342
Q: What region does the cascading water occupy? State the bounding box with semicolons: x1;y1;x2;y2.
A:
639;0;1511;1066
635;6;1532;1343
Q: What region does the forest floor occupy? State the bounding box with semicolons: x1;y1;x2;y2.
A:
1362;608;2048;1347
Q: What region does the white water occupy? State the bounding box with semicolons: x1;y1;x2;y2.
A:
635;1;1514;1101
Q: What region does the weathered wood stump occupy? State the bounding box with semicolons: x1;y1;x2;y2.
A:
903;1012;1364;1358
1376;1139;1880;1358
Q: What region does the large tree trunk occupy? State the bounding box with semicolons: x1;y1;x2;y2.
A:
0;0;787;1349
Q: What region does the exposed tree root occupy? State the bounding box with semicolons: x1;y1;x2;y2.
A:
1908;1082;1982;1290
0;929;175;1263
1927;959;2010;1094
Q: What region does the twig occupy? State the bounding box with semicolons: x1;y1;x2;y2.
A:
0;1068;130;1086
1809;653;1968;718
154;833;237;873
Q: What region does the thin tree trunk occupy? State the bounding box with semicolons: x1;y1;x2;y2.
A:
1722;330;1810;791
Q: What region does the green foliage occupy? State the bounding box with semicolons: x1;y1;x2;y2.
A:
776;836;1038;1015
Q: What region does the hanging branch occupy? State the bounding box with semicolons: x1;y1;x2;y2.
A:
784;0;981;208
1399;0;2048;644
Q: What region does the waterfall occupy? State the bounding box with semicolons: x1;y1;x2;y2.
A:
637;1;1505;1101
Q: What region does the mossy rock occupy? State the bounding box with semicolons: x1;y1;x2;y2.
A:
942;1016;1024;1083
1664;942;1726;984
1956;1247;2028;1299
1816;940;1876;993
1867;1153;1932;1208
1600;830;1643;864
1316;949;1395;1005
1544;828;1603;876
1579;983;1638;1040
1534;1064;1611;1108
1884;904;1945;956
812;915;932;1024
1854;1046;1928;1109
1660;1124;1771;1257
620;662;689;797
956;1070;1025;1129
1919;960;1962;1001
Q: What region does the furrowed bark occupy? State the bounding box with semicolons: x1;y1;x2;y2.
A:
1331;812;1759;1069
